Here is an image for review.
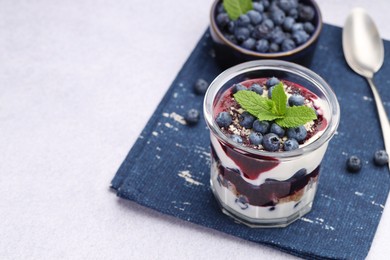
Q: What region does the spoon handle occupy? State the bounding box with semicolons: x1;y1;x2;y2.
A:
367;77;390;171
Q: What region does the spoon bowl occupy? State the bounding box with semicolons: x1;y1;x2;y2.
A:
342;7;390;170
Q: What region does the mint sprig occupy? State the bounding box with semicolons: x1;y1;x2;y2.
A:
223;0;253;20
233;83;317;128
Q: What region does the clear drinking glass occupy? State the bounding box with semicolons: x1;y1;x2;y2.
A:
203;60;340;227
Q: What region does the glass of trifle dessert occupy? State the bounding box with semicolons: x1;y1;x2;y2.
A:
203;60;340;227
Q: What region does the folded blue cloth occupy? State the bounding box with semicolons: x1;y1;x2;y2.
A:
111;24;390;260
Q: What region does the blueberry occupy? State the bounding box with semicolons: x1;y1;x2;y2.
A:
268;85;276;98
281;38;296;51
288;8;299;19
252;23;271;40
224;33;237;45
253;120;270;134
184;109;200;125
261;0;270;9
253;2;264;12
299;5;315;21
288;94;305;106
234;27;250;42
236;14;250;27
230;134;243;144
235;195;249;209
270;123;285;137
216;3;225;13
239;111;255;128
231;83;246;94
269;42;280;53
262;19;275;30
270;9;285;25
278;0;298;12
249;83;263;95
263;133;281;152
293;30;310;45
249;132;263;145
216;112;232;128
346;155;362;173
287;125;307;142
241;37;256;50
270;29;285;44
193;78;209;95
291;23;304;32
266;77;280;88
284;138;299;151
255;39;269;52
227;21;236;34
216;13;230;28
373;150;389;166
303;22;315;34
247;10;263;25
283;17;295;31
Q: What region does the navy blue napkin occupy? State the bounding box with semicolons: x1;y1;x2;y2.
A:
111;24;390;260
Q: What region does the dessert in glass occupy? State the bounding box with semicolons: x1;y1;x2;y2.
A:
203;60;340;227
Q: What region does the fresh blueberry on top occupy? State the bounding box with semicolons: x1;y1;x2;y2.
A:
284;138;299;151
193;78;209;95
373;150;389;166
247;10;263;25
266;77;280;88
249;132;263;145
253;120;270;134
288;94;305;106
216;112;232;128
231;83;246;94
287;125;307;142
263;133;281;152
230;134;243;144
239;111;255;128
270;123;285;137
346;155;362;173
184;109;200;125
255;39;270;52
249;83;263;95
268;85;276;98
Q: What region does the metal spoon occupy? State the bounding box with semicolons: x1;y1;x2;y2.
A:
343;7;390;170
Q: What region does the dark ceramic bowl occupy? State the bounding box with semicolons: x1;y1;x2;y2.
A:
209;0;323;68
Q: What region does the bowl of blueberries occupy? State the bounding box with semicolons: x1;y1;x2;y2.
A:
209;0;323;68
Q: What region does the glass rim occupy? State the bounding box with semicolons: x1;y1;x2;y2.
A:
203;60;340;160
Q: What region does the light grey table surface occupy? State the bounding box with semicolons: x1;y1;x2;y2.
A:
1;0;389;259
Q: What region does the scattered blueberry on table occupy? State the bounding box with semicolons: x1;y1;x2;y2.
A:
194;78;209;95
373;150;389;166
346;155;362;173
184;109;200;125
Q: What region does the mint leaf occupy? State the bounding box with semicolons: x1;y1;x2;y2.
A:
275;106;317;128
223;0;253;20
271;82;287;116
234;90;275;118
